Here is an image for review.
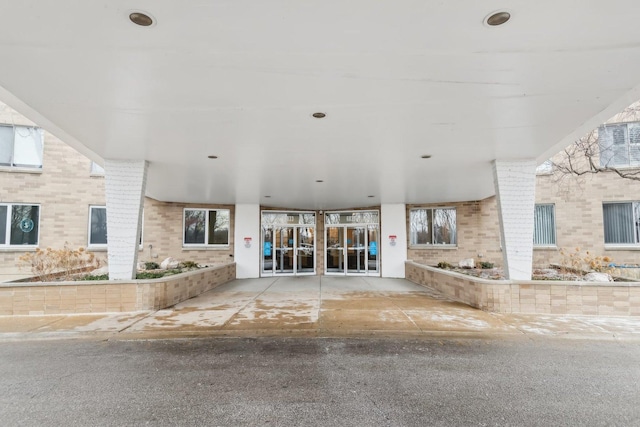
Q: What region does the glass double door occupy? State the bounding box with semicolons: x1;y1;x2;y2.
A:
262;226;315;275
325;225;379;275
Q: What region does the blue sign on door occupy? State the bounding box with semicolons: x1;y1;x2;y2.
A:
369;241;377;256
264;242;272;256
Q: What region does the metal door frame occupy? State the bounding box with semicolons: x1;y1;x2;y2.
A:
323;211;380;277
260;211;316;277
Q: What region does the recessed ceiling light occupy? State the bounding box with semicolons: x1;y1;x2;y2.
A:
207;155;218;159
312;112;326;119
485;11;511;26
315;180;324;183
129;12;154;27
421;155;432;159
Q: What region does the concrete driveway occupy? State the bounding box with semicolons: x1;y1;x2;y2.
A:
2;276;640;340
125;276;512;336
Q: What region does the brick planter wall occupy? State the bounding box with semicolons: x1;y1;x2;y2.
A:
0;263;236;315
406;261;640;316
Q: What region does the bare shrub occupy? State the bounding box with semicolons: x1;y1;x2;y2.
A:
19;244;100;281
558;247;614;277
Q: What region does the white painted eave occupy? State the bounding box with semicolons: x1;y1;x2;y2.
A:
1;2;640;208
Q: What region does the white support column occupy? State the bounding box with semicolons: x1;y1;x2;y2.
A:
234;204;260;279
493;159;537;280
381;204;407;278
104;160;148;280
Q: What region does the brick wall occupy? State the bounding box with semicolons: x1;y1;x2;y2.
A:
1;101;236;280
407;167;640;272
406;200;503;268
532;104;640;268
0;135;235;280
534;170;640;267
406;261;640;316
0;104;107;281
142;199;235;266
0;263;236;315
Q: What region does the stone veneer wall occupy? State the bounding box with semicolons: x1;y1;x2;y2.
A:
0;263;235;315
406;261;640;316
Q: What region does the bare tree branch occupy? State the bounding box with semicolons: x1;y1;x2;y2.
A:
550;103;640;183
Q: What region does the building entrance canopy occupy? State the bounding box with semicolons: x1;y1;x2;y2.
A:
2;3;640;209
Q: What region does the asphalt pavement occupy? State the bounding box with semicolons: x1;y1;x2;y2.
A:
1;336;639;426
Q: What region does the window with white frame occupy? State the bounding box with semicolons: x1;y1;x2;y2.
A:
598;122;640;168
603;202;640;245
88;206;143;248
409;208;457;246
533;204;556;246
0;204;40;247
0;125;44;169
184;209;230;246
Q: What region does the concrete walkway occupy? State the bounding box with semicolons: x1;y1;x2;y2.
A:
1;276;640;341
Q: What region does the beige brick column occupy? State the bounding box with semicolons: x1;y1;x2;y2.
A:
104;160;148;280
493;159;537;280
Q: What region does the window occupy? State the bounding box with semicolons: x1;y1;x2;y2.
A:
184;209;230;246
409;208;457;246
603;202;640;245
533;204;556;246
88;206;143;248
89;206;108;246
0;125;44;169
599;122;640;168
0;204;40;247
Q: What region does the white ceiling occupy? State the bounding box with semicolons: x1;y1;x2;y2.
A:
2;1;640;209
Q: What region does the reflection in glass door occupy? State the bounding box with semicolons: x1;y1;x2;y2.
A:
367;225;379;273
347;227;366;273
275;227;294;274
261;211;316;276
296;227;315;273
262;226;275;272
326;226;345;273
324;211;380;276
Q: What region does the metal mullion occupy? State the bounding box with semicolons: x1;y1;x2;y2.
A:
364;226;369;274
